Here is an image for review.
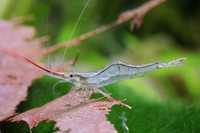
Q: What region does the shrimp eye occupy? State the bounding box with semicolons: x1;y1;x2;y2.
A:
69;74;73;78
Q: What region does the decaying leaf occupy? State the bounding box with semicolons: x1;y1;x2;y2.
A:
0;21;119;133
0;20;43;121
11;89;118;133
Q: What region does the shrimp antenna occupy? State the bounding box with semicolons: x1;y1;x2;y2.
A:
0;48;65;78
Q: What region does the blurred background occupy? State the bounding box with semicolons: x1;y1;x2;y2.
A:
0;0;200;133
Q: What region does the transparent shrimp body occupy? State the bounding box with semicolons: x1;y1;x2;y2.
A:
67;58;186;88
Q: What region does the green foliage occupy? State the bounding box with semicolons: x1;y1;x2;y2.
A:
0;0;200;132
17;76;71;112
107;84;200;133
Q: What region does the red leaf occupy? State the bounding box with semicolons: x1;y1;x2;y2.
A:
0;21;119;133
11;89;118;133
0;21;43;121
